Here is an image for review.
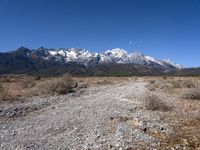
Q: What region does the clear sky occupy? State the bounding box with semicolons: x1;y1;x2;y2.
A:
0;0;200;67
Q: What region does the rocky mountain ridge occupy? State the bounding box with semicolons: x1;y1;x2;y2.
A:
24;47;182;69
0;47;184;76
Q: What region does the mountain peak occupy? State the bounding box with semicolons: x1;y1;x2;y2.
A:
10;47;182;69
104;48;128;60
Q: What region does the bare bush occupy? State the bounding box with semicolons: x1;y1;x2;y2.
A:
171;79;195;89
35;75;41;80
182;88;200;100
42;75;78;95
0;83;3;91
171;80;182;88
96;79;112;85
0;75;82;100
147;80;172;92
144;94;171;111
4;77;15;83
56;75;77;95
0;86;19;102
181;79;196;88
147;78;197;94
0;83;3;101
149;80;155;84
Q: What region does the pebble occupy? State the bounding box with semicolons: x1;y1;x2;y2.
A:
0;80;175;149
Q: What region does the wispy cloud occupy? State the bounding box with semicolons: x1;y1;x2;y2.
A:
129;41;133;44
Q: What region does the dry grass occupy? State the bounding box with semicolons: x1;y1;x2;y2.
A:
0;75;128;103
171;79;196;89
22;74;79;96
0;82;20;102
149;80;156;84
79;77;130;86
46;75;77;95
152;114;200;149
182;88;200;100
1;76;200;148
147;78;198;94
0;74;80;102
155;105;200;149
144;94;171;111
0;83;4;101
144;77;200;148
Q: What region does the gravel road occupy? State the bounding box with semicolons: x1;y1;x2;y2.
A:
0;79;173;149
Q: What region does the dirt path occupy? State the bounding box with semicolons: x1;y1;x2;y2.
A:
0;80;174;149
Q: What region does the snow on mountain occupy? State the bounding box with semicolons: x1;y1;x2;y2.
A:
104;48;128;60
30;47;181;69
145;56;165;66
129;51;147;65
145;56;159;63
49;50;57;56
162;59;183;68
99;48;129;63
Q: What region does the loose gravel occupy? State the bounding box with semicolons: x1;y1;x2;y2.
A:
0;80;174;149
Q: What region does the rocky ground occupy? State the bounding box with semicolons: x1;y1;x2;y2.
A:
0;77;200;150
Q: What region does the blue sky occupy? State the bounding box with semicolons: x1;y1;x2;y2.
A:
0;0;200;67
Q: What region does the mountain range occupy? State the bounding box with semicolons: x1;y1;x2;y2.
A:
36;47;182;68
0;47;190;76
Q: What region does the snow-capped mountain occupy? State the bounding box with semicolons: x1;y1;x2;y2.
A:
99;48;129;64
0;47;185;75
30;47;181;69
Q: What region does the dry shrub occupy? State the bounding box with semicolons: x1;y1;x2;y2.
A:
16;77;36;89
170;80;182;88
96;79;112;85
40;75;78;95
182;88;200;100
144;94;171;111
0;75;80;100
147;79;197;93
147;80;172;92
0;84;19;102
0;83;3;101
181;79;196;88
147;80;159;91
0;83;3;91
159;82;172;91
160;117;200;149
35;75;41;80
149;80;155;84
4;77;16;83
56;75;77;95
171;79;195;89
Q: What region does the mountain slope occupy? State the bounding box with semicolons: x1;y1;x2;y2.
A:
0;47;182;76
28;47;181;68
